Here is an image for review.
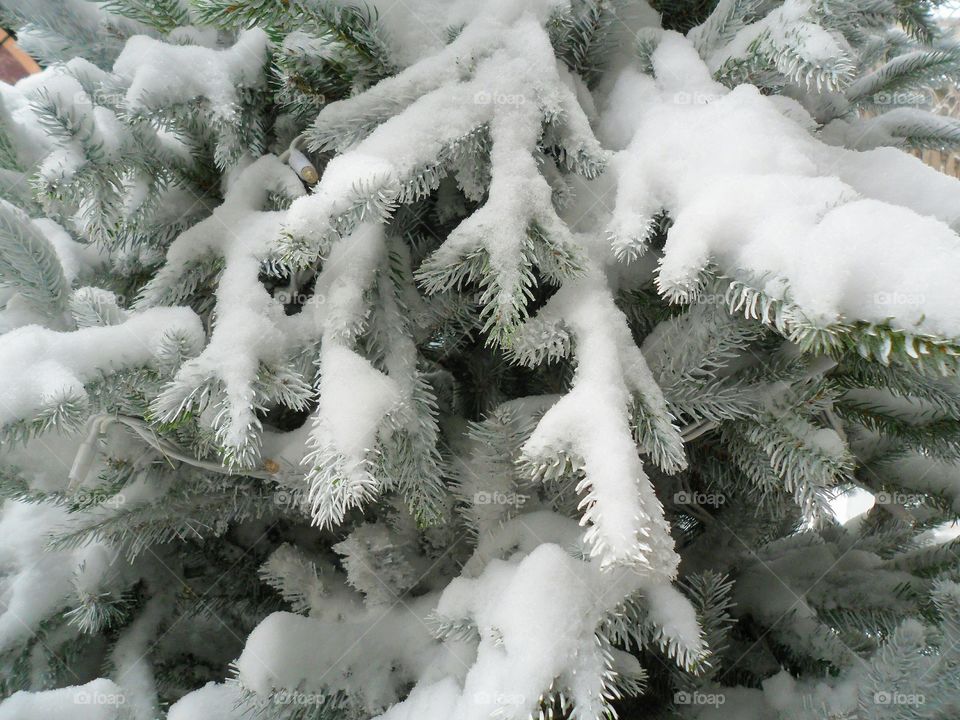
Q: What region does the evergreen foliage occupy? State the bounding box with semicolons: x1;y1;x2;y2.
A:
0;1;959;719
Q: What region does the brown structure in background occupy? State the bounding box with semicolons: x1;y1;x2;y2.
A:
913;17;960;178
0;30;39;84
917;145;960;179
917;83;960;178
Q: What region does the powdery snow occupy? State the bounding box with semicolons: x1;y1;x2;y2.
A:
314;345;400;468
519;266;682;572
235;597;441;715
705;0;850;87
167;682;242;720
114;29;269;117
0;306;203;427
0;502;92;652
285;12;601;269
367;513;681;720
2;4;959;720
305;343;401;526
289;222;386;344
603;33;960;339
142;155;305;461
0;679;127;720
233;511;689;720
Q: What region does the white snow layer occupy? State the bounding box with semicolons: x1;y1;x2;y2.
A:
0;502;109;654
0;307;203;426
167;683;242;720
141;155;306;460
234;512;687;720
604;32;960;339
4;6;960;720
520;267;682;572
0;679;128;720
114;29;269;116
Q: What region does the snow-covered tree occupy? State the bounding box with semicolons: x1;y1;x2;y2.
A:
1;0;960;718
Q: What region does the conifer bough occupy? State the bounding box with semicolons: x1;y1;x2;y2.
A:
0;0;960;718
